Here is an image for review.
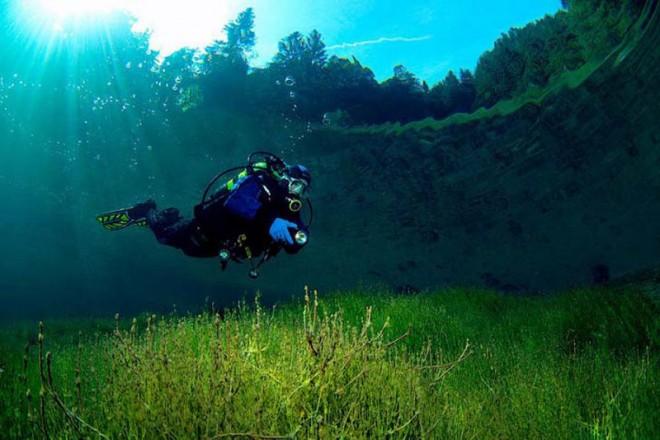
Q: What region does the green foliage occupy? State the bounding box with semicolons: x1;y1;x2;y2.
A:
428;69;476;117
474;12;585;108
224;7;256;62
566;0;645;59
2;1;646;133
178;84;204;112
158;0;646;124
560;288;659;355
317;56;380;123
275;31;325;75
473;0;644;109
197;8;257;109
377;65;428;122
1;287;657;439
204;8;256;69
325;56;377;88
273;30;327;75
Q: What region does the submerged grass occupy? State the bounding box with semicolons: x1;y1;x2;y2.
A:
0;286;657;439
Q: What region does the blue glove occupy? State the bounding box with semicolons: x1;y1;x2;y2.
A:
269;218;297;245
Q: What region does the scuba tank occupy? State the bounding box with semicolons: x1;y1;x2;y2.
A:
199;152;286;208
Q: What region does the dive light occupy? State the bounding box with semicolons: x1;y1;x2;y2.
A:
294;230;308;246
218;249;230;270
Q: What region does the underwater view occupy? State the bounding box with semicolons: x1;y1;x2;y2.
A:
0;0;658;438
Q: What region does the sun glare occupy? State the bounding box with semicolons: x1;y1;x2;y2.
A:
23;0;245;57
36;0;127;18
128;1;243;57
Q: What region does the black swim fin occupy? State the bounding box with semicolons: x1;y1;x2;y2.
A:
96;200;155;231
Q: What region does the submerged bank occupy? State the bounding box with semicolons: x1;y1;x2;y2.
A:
283;0;660;294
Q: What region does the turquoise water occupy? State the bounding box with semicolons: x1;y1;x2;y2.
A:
0;0;657;319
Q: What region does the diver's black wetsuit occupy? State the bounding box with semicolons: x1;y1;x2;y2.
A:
146;170;308;258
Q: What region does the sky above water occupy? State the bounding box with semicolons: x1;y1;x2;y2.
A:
17;0;562;83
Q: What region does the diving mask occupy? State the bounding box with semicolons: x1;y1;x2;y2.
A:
282;164;311;196
286;177;309;196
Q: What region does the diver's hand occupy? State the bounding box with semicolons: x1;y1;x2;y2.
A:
269;218;297;245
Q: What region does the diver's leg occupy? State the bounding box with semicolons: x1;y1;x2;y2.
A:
126;199;157;220
143;206;217;257
146;208;194;249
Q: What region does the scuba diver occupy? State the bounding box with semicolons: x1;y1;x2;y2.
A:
96;152;312;279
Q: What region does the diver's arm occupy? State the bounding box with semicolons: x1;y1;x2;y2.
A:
226;173;309;252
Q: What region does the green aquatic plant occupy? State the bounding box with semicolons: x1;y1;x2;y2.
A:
6;289;470;439
0;286;657;439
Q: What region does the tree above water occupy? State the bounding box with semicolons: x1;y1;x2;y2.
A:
0;0;645;130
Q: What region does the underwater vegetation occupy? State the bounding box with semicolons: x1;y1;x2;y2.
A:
0;286;657;439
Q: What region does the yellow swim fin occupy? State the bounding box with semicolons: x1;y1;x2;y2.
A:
96;209;147;231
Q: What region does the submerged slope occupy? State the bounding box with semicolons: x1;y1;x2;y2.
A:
284;1;660;292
